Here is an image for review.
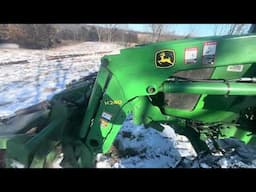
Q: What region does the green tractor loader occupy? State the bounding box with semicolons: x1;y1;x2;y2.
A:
1;32;256;168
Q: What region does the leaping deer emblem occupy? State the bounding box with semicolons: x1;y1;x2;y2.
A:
158;52;172;65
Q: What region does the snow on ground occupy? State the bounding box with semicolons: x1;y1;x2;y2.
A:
0;42;256;168
96;116;197;168
0;42;122;119
96;117;256;168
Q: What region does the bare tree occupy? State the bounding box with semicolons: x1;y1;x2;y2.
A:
149;24;166;42
249;24;256;33
96;25;104;42
95;24;118;42
233;24;248;35
8;24;57;49
214;24;228;36
228;24;237;34
214;24;219;35
214;24;248;36
115;24;130;46
0;24;10;41
185;24;197;38
119;24;129;46
104;24;118;42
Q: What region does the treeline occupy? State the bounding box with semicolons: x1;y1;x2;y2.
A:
0;24;57;49
0;24;139;49
55;25;138;43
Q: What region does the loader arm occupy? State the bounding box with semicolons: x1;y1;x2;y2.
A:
3;33;256;167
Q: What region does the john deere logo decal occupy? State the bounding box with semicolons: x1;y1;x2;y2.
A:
155;50;175;68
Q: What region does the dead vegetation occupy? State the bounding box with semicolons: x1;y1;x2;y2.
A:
0;24;186;49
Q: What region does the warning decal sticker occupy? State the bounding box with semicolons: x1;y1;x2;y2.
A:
227;65;244;72
100;112;112;128
101;112;112;121
184;47;198;64
100;118;109;128
202;41;217;65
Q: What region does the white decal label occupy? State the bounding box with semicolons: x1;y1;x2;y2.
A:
203;42;217;56
202;41;217;65
101;112;112;121
185;47;198;64
227;65;244;72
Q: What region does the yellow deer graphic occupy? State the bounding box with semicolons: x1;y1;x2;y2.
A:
158;52;172;64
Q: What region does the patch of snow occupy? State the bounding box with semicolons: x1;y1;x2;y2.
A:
10;160;25;168
51;153;64;168
0;42;123;119
96;116;256;168
0;43;20;49
96;118;196;168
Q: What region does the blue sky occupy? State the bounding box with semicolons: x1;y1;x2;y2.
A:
124;24;252;37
